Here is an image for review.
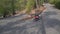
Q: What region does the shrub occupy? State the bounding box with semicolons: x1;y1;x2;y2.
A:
55;1;60;9
49;0;56;4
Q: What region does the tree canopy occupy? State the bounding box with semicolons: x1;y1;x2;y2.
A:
0;0;44;17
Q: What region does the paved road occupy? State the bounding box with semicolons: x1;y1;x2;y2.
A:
0;16;45;34
43;3;60;34
0;3;60;34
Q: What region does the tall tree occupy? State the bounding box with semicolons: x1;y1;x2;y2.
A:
0;0;12;17
11;0;16;15
26;0;35;14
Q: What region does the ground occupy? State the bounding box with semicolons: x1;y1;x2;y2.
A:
43;3;60;34
0;3;60;34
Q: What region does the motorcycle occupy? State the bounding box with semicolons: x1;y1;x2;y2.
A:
34;14;40;21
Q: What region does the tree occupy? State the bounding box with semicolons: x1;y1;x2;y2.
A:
0;0;12;17
0;0;44;17
25;0;35;14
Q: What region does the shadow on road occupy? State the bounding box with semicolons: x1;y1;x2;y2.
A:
43;10;60;33
45;17;60;32
0;10;59;34
44;11;57;16
0;14;25;20
0;20;26;34
0;19;40;34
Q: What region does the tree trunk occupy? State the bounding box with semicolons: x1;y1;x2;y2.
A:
3;11;7;18
12;0;16;15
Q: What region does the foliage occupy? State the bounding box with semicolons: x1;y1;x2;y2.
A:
49;0;56;4
25;0;44;14
0;0;26;17
0;0;12;17
0;0;44;17
49;0;60;9
15;0;26;11
55;0;60;9
26;0;35;14
40;0;44;5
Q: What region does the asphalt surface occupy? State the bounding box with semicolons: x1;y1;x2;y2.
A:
43;3;60;34
0;3;60;34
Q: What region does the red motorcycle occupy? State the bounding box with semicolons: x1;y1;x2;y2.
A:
34;14;40;21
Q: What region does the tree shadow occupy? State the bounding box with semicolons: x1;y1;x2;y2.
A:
41;10;60;34
43;13;60;33
0;16;31;34
0;25;27;34
1;10;60;34
0;14;25;20
0;19;40;34
0;19;26;34
0;17;47;34
37;19;46;34
47;19;60;26
45;17;60;31
44;11;57;16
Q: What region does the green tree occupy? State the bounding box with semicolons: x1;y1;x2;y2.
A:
0;0;12;17
55;0;60;9
0;0;44;17
26;0;35;14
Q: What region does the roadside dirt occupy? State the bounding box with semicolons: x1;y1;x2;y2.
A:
10;5;46;21
20;6;46;20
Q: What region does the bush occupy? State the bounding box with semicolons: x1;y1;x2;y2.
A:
49;0;57;4
26;0;35;14
55;1;60;9
49;0;60;9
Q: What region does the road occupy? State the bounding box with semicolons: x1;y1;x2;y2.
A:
0;3;60;34
43;3;60;34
